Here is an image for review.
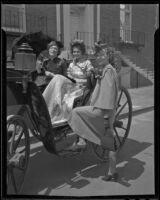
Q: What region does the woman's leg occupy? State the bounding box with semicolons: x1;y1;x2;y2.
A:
108;151;117;174
68;106;106;145
103;149;118;181
69;106;118;179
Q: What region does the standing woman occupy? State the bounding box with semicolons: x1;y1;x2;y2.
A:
68;45;119;181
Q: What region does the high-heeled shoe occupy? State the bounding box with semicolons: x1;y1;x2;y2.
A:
102;172;119;182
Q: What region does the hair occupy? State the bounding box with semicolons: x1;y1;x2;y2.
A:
94;42;116;67
70;39;86;55
47;40;64;56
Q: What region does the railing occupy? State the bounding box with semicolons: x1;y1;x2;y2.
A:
118;28;145;46
2;8;48;34
2;7;145;48
75;29;145;48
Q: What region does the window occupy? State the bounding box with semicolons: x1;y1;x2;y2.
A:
2;4;26;33
120;4;132;42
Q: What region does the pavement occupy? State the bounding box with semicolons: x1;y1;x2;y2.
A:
6;85;155;196
127;85;154;114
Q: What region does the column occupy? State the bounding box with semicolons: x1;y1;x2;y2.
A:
56;4;61;40
63;4;71;50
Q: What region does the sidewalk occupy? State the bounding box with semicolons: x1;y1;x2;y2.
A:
128;85;154;114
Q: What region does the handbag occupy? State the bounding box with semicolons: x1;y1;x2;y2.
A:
101;128;117;151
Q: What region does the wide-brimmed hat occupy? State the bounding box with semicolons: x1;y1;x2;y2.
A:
47;40;64;50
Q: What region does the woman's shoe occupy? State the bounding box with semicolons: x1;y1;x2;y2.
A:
64;142;86;152
102;172;119;182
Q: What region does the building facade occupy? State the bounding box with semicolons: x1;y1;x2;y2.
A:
2;4;158;87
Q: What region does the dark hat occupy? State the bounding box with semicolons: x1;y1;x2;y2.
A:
47;40;64;56
47;40;64;50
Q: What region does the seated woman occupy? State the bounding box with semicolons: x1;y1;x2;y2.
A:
42;40;94;124
35;40;68;91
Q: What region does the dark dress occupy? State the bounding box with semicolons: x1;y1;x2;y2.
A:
34;50;68;92
38;50;68;78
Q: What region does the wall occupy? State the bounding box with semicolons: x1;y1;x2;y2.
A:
130;69;152;88
5;4;57;58
119;66;131;88
131;4;156;70
119;45;153;71
100;4;120;45
117;5;156;87
26;4;57;38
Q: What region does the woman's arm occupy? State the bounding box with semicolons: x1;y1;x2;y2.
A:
85;60;94;77
45;71;55;77
36;60;43;73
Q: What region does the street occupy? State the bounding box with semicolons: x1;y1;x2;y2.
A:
17;110;154;196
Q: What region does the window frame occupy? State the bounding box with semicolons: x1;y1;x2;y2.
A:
120;4;132;43
2;4;26;33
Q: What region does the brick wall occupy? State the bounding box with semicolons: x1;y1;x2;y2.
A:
100;4;120;45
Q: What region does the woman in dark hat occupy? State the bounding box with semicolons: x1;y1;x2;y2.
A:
36;40;68;87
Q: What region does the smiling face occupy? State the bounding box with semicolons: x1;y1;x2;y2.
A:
72;47;83;60
48;45;59;58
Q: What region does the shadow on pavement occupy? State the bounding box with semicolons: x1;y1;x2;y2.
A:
21;136;152;195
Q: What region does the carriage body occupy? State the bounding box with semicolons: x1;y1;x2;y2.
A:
7;36;132;194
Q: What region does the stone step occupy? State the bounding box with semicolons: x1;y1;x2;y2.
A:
118;53;154;84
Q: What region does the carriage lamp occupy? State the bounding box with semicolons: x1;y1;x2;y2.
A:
15;43;36;93
15;43;36;71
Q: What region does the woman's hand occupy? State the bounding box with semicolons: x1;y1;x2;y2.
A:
94;68;103;79
45;71;55;77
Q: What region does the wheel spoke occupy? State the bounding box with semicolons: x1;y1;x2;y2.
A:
119;126;127;131
9;168;18;194
116;101;128;118
114;127;121;145
9;130;16;155
9;121;19;154
117;90;123;108
14;130;24;151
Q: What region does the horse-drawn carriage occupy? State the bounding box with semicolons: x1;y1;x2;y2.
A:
7;32;132;194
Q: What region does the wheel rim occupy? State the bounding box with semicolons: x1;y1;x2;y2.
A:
92;87;132;161
7;116;30;194
114;86;132;151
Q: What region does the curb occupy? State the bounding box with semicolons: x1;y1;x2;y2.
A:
119;105;154;120
132;105;154;117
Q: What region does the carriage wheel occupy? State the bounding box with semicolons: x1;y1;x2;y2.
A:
91;86;132;161
7;115;30;194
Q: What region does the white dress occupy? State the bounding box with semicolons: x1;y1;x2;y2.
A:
42;59;93;124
